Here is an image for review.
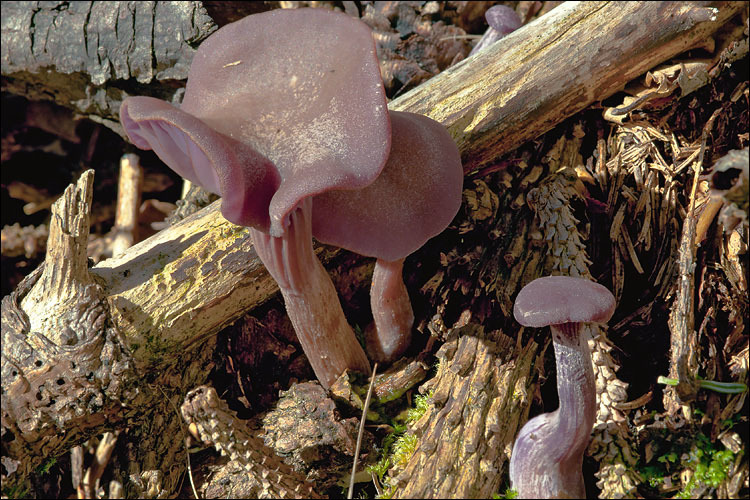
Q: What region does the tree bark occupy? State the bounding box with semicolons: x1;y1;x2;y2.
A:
391;324;539;498
1;1;743;497
0;1;216;130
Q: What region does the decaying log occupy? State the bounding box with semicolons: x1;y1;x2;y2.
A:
392;1;742;174
0;1;216;128
391;324;539;498
1;171;134;493
1;2;744;497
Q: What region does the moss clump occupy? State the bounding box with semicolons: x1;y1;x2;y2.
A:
367;390;433;498
637;430;740;498
676;433;737;498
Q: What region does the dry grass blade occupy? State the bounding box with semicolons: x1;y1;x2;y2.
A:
348;363;378;499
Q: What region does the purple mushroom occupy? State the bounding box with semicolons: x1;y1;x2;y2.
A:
313;110;463;362
469;5;522;56
510;276;616;498
119;8;392;389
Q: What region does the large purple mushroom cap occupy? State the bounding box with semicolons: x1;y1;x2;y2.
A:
313;110;463;262
120;8;391;236
119;8;394;389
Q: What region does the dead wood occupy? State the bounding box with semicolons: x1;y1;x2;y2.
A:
112;154;143;257
0;1;216;130
1;2;744;497
391;324;539;498
392;1;742;174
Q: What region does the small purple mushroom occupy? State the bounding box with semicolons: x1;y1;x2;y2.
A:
510;276;616;498
313;110;463;363
469;5;522;56
120;8;392;389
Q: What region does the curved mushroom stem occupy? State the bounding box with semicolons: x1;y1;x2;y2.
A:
509;322;596;499
365;258;414;363
251;197;371;389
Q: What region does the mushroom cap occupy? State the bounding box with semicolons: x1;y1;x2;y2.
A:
513;276;616;328
485;5;522;36
120;96;281;229
120;8;390;235
311;111;463;261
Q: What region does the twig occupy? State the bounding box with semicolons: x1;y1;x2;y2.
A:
348;363;378;500
79;431;119;499
112;153;143;257
664;107;722;416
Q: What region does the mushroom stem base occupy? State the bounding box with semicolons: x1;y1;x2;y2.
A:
365;257;414;363
509;323;595;498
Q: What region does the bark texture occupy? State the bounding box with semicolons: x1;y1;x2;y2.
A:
1;1;216;130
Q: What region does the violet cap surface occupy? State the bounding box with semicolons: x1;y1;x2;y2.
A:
513;276;616;328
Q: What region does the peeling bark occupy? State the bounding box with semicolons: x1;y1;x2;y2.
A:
1;1;216;131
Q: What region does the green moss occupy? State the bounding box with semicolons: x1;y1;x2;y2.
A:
492;487;519;499
2;482;30;499
35;456;57;475
353;323;367;350
637;430;739;498
391;432;417;468
676;434;737;498
366;391;434;498
406;391;432;424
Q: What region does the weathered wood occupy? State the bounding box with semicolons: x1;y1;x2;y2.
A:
390;1;742;174
90;201;273;369
391;324;539;498
0;1;216;128
112;154;143;257
1;171;135;495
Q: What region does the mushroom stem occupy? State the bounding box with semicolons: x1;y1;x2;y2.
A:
549;323;596;463
250;198;371;389
509;322;595;499
365;258;414;363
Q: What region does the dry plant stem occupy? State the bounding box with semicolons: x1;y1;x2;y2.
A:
510;323;596;499
80;431;119;499
112;153;143;257
366;258;414;363
664;108;722;415
348;363;377;500
250;198;370;389
71;445;84;497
